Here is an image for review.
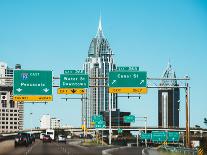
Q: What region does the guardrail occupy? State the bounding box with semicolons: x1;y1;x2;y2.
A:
159;145;197;155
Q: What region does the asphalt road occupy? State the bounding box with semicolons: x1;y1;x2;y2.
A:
2;139;113;155
1;139;147;155
107;146;144;155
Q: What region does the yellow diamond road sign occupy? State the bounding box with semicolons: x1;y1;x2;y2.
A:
57;88;86;94
13;96;53;102
109;87;147;94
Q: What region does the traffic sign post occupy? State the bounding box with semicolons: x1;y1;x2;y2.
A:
13;70;53;102
123;115;135;123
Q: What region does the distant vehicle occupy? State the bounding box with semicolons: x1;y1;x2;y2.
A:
67;135;72;139
42;135;52;143
26;132;35;142
57;135;66;144
14;132;30;147
46;129;55;140
40;133;46;140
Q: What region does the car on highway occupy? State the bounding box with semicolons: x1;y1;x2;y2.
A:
40;133;46;140
42;135;52;143
14;132;30;147
57;135;66;144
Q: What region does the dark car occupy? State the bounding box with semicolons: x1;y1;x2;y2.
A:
42;135;52;143
14;133;30;147
30;134;35;142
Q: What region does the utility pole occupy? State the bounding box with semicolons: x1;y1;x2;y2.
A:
185;82;190;147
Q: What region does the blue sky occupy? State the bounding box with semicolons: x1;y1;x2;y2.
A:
0;0;207;129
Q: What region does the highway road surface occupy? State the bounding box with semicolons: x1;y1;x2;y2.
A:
0;139;145;155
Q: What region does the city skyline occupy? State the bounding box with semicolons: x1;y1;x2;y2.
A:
0;0;207;129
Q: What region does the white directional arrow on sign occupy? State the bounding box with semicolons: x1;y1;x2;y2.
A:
16;88;22;92
112;80;116;85
140;80;145;84
43;88;49;93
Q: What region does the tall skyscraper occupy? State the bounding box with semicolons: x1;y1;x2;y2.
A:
0;62;24;133
158;62;180;128
83;17;117;127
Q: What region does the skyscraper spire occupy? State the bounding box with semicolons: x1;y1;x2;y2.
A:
96;15;104;38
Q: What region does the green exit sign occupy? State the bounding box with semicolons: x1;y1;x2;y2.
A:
109;71;147;88
124;115;135;123
13;70;52;96
60;74;89;88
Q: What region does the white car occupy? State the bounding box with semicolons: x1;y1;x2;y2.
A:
57;135;66;144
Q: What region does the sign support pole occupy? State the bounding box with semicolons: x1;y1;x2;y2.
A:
109;93;112;145
145;116;147;147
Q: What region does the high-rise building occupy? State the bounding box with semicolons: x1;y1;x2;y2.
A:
40;114;61;129
50;117;61;129
40;114;51;129
158;62;180;128
83;17;117;127
0;62;24;133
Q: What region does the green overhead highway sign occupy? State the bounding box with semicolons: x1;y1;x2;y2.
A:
141;133;151;140
13;70;52;96
109;71;147;88
64;70;85;74
118;128;123;134
124;115;135;123
94;121;106;129
152;131;167;142
116;66;139;71
167;132;180;142
92;115;103;123
60;74;89;88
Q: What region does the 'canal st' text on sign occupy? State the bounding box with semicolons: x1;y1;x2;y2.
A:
109;71;147;94
13;70;53;101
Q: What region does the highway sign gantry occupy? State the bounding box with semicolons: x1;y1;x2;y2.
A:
13;70;53;102
109;71;147;94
